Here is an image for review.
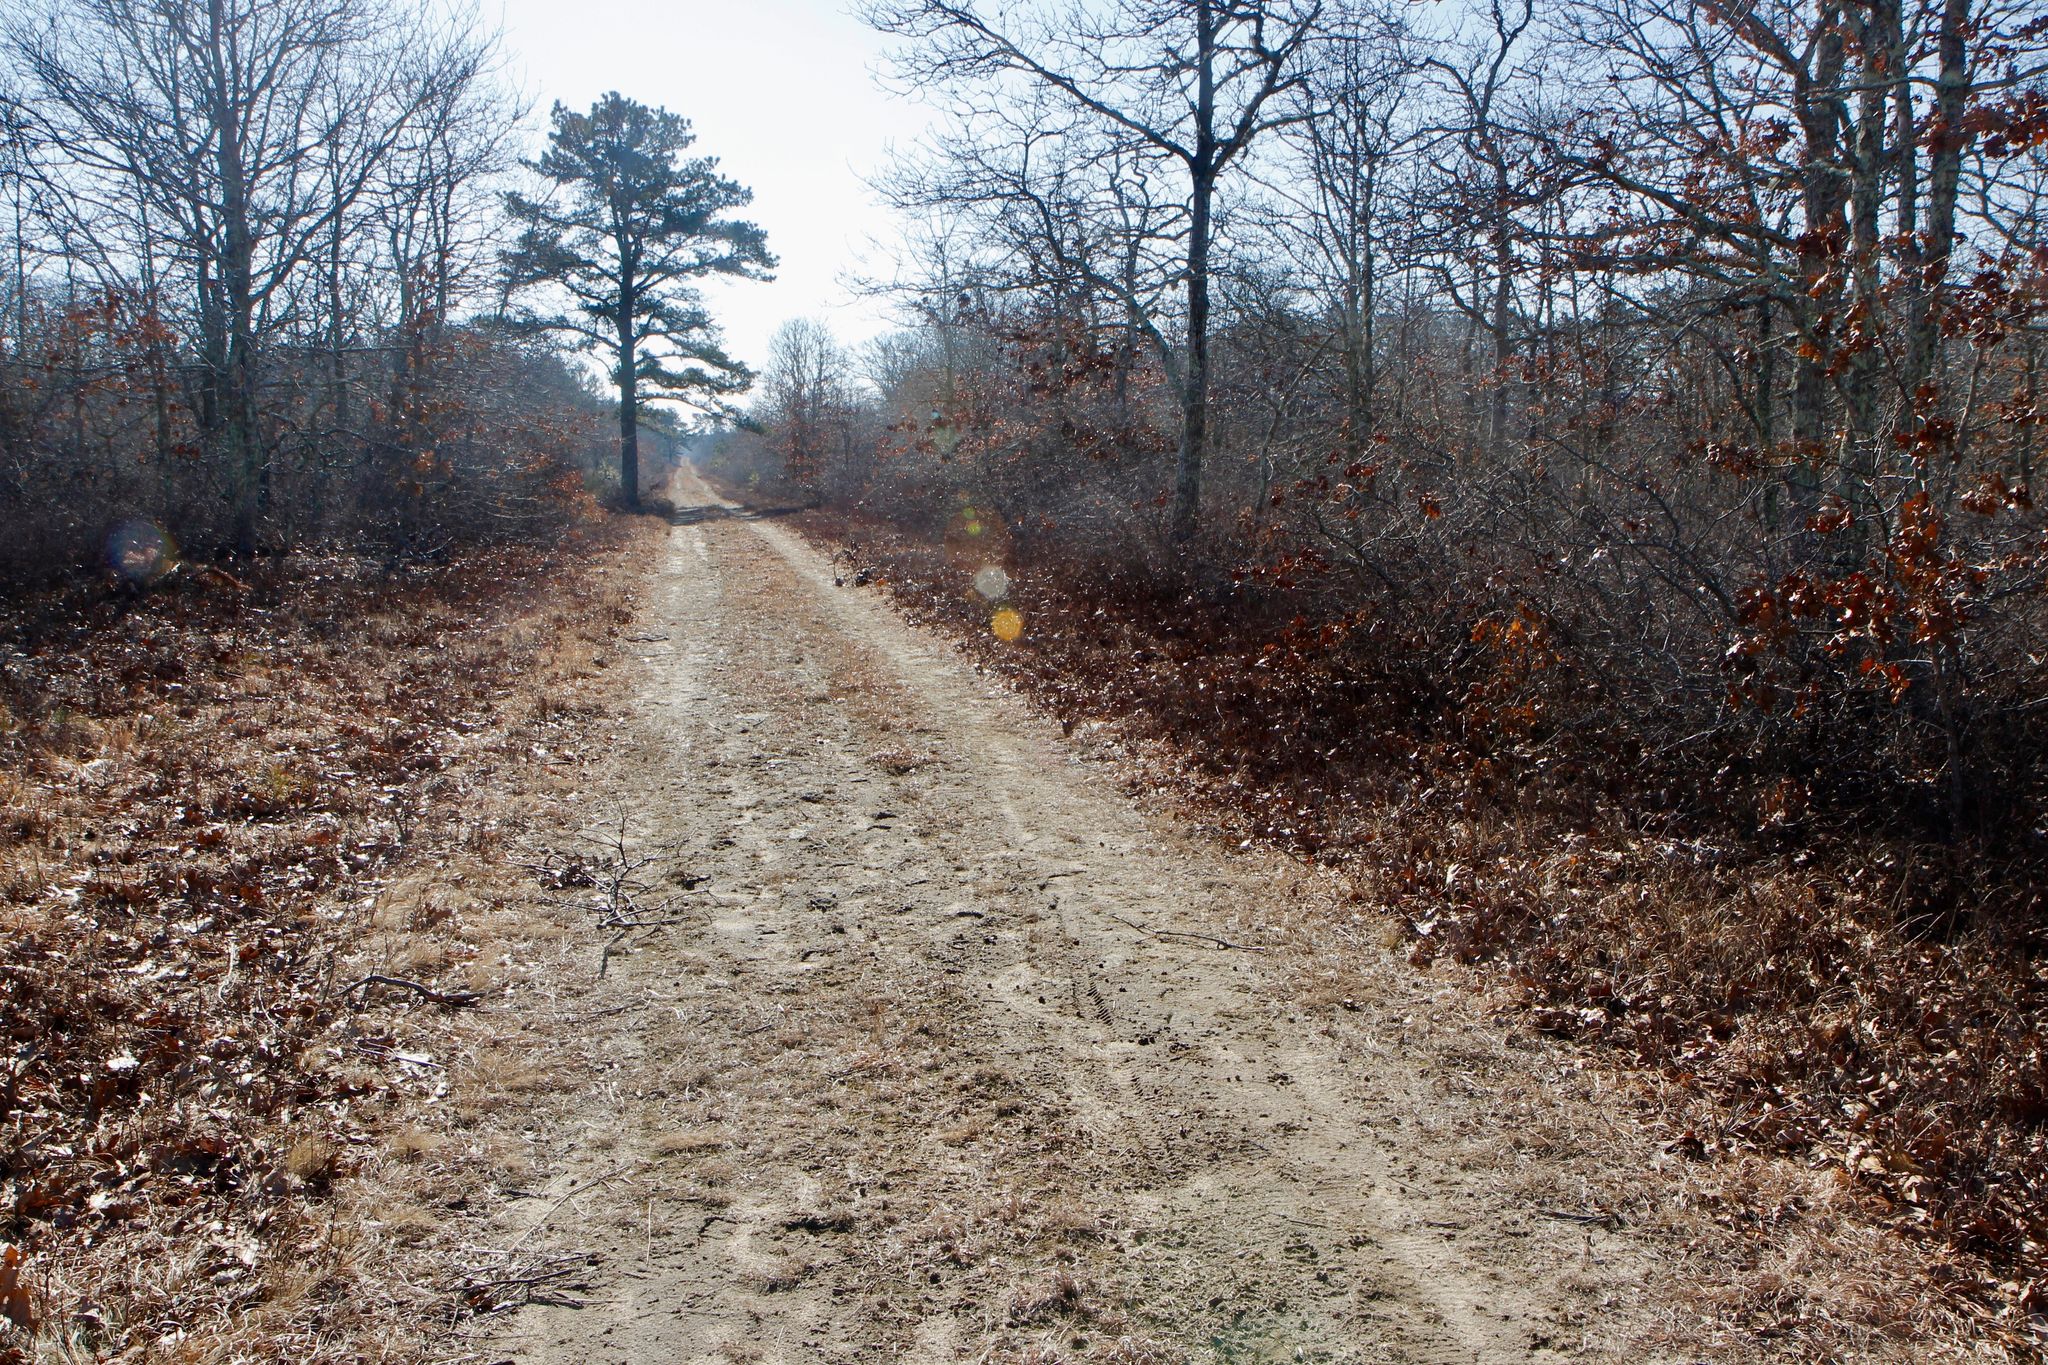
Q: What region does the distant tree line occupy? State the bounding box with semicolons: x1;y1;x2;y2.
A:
0;0;765;576
713;0;2048;843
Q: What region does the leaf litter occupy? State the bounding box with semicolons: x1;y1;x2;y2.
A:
803;505;2048;1356
0;521;648;1361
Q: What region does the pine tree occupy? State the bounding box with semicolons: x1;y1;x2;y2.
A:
505;93;774;506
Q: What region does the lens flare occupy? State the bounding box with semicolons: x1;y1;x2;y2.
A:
972;565;1011;600
991;607;1024;643
944;496;1012;566
105;519;175;587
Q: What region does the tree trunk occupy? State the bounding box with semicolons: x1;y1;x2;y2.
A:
210;0;264;556
618;303;640;509
1172;173;1212;543
1488;219;1513;466
1904;0;1970;398
11;194;25;364
1839;0;1894;528
1357;158;1377;445
135;207;176;504
1755;294;1784;566
1787;1;1847;556
328;213;350;437
1170;1;1218;545
1338;155;1377;457
223;203;261;551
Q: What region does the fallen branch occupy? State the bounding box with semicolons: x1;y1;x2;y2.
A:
353;1040;442;1069
461;1263;581;1293
557;1001;650;1027
338;973;482;1008
455;1252;595;1315
1538;1207;1625;1230
505;1162;643;1255
1100;910;1268;953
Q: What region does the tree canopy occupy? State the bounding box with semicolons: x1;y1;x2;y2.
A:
505;93;774;506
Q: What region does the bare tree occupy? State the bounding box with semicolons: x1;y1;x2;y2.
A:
867;0;1326;541
873;108;1189;412
760;317;854;497
1259;5;1415;454
1411;0;1546;469
5;0;489;551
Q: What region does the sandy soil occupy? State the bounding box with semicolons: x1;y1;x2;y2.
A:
450;473;1707;1364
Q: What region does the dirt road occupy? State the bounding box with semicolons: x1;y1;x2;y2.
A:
465;474;1684;1364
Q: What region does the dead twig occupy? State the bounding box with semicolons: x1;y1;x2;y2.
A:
454;1251;595;1315
462;1264;581;1293
557;1001;650;1027
338;973;483;1008
1100;910;1268;953
1538;1207;1625;1231
353;1039;443;1068
598;928;632;977
505;1162;643;1255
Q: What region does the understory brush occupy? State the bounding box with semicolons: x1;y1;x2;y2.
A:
802;502;2048;1352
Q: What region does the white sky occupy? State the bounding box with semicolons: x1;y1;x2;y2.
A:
492;0;930;380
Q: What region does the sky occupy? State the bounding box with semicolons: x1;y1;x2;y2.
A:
491;0;932;379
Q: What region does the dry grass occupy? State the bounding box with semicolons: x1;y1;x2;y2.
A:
1008;1268;1089;1325
1040;1198;1104;1242
0;518;657;1362
387;1128;452;1164
649;1130;728;1157
372;1204;444;1247
938;1114;992;1146
283;1138;341;1188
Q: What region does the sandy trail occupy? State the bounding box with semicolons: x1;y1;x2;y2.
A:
472;473;1677;1364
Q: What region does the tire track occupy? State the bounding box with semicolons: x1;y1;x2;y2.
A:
473;477;1678;1364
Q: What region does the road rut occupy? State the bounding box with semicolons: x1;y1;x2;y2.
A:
471;475;1674;1364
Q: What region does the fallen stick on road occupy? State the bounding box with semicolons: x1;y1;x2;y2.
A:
505;1162;645;1256
1100;910;1269;952
338;974;483;1008
1538;1207;1625;1230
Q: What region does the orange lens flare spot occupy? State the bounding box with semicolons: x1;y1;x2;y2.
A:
990;607;1024;643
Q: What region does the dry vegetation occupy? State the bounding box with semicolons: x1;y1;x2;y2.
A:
0;517;658;1361
700;15;2048;1350
805;508;2048;1352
